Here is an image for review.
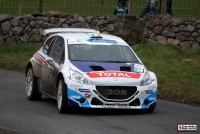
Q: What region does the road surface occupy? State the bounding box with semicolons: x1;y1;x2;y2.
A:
0;69;199;134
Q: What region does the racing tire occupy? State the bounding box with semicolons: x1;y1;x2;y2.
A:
26;67;42;100
57;78;70;113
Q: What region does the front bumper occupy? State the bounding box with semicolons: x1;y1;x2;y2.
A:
67;80;157;109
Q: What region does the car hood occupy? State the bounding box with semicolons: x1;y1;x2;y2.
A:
69;61;145;86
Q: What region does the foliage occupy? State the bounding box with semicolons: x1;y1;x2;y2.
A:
0;0;199;19
132;43;200;105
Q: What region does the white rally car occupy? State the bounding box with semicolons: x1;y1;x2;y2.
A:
26;28;157;113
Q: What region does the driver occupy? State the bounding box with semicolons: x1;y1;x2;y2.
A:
91;45;111;60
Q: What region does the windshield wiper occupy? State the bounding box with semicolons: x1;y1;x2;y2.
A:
70;60;84;61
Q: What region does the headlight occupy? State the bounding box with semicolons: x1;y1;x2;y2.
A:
140;71;152;86
69;69;92;85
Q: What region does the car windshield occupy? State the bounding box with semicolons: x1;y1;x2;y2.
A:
68;44;139;62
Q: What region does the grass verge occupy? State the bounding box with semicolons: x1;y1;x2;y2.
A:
132;43;200;106
0;44;41;71
0;43;200;106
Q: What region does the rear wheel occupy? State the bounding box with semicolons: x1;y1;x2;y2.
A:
26;67;42;100
57;78;70;113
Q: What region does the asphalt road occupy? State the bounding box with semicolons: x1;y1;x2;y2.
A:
0;69;199;134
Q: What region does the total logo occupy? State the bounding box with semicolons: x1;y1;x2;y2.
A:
86;71;141;79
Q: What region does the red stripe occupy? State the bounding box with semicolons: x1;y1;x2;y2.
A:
86;71;141;79
34;53;48;66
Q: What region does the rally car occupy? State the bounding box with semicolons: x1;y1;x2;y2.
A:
25;28;157;113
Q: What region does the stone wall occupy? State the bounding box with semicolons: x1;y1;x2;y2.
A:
144;14;200;50
0;14;143;46
0;14;200;50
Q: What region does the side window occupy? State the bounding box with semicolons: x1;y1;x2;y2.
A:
43;37;55;55
49;36;65;63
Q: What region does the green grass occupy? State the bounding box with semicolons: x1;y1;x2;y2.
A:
0;44;41;71
0;43;200;105
132;43;200;105
0;0;199;19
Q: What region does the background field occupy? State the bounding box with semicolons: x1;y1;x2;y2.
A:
0;0;200;19
0;43;200;105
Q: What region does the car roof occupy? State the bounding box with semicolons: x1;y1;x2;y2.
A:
43;28;100;36
44;28;128;46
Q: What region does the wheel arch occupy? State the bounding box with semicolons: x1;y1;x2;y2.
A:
56;72;64;88
26;62;32;76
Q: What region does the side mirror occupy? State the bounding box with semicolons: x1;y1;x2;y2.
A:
45;57;54;62
45;57;55;67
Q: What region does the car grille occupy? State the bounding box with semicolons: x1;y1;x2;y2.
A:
95;86;137;100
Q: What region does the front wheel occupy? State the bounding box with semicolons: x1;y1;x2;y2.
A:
26;67;42;100
57;78;70;113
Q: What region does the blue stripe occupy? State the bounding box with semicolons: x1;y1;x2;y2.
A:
141;91;157;109
68;88;91;108
36;52;54;67
70;61;143;72
36;52;45;59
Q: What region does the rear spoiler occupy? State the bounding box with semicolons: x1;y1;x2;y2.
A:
43;28;100;36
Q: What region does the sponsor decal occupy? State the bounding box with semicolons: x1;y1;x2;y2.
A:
34;52;52;66
70;84;83;87
141;90;145;94
49;37;55;47
32;58;42;67
74;88;79;92
117;42;126;45
102;105;130;109
145;90;153;94
141;91;157;109
88;33;102;38
68;38;77;44
79;88;90;92
134;64;144;73
70;95;81;99
49;67;59;83
113;78;119;81
125;63;131;65
117;105;130;108
86;71;141;79
68;88;91;108
49;68;56;76
76;39;85;42
149;97;156;101
86;38;117;44
177;124;197;132
85;93;91;98
74;38;117;44
141;90;154;94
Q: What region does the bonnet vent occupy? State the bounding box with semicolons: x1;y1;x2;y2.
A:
120;66;131;72
89;66;105;71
